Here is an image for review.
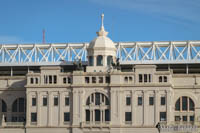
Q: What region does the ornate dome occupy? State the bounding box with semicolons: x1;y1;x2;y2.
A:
89;36;115;49
88;14;115;49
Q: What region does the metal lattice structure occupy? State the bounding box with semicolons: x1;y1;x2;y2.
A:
0;41;200;66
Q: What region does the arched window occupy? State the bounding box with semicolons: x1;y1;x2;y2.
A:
164;76;167;82
85;92;110;123
175;96;194;111
159;76;162;82
97;55;103;66
0;99;7;112
30;78;34;84
124;77;128;82
35;78;38;84
107;56;113;66
129;77;133;82
88;56;94;66
12;97;26;112
175;96;195;122
12;97;26;122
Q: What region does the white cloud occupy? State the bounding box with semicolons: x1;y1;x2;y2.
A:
88;0;200;24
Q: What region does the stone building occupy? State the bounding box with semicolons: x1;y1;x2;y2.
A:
0;14;200;133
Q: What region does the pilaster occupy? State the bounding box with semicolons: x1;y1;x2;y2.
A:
59;91;64;126
26;92;31;126
143;90;148;125
166;90;171;124
154;90;159;125
48;91;53;126
36;92;41;126
72;89;79;125
131;90;136;125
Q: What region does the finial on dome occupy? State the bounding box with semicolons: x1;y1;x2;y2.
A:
96;13;108;37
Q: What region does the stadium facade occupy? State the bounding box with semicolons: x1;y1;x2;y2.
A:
0;14;200;133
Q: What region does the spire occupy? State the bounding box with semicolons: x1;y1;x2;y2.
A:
96;13;108;37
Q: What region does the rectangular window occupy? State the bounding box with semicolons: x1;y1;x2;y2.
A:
64;112;70;122
138;97;143;105
49;75;52;84
86;110;90;121
125;112;132;121
149;74;151;82
53;75;57;84
175;116;181;121
149;97;154;105
44;75;48;84
190;116;194;122
161;97;166;105
105;109;110;121
43;97;47;106
31;113;37;122
35;78;38;84
65;97;70;106
92;77;96;83
32;97;36;106
144;74;147;82
106;76;110;83
182;116;187;121
139;74;143;82
126;97;131;106
95;93;100;105
160;112;166;121
19;98;25;112
99;77;103;83
63;77;67;84
85;77;90;84
54;96;58;106
182;96;188;111
95;110;101;121
30;78;34;84
68;77;72;84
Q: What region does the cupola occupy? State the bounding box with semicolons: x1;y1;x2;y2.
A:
87;14;117;72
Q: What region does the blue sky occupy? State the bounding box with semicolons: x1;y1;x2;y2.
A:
0;0;199;44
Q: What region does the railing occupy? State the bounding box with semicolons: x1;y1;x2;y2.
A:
81;121;110;127
3;122;25;127
159;121;198;132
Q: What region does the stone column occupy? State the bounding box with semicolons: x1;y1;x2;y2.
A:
93;56;97;66
78;90;83;124
110;90;116;124
90;109;92;123
103;55;107;66
72;90;79;126
166;90;171;124
59;91;63;126
93;110;95;123
154;90;159;125
37;92;41;126
26;92;31;126
102;110;105;122
48;91;53;126
132;90;136;125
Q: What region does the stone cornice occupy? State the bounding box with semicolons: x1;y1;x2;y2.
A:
0;76;26;80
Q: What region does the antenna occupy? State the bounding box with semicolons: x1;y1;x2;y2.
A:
43;29;45;44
